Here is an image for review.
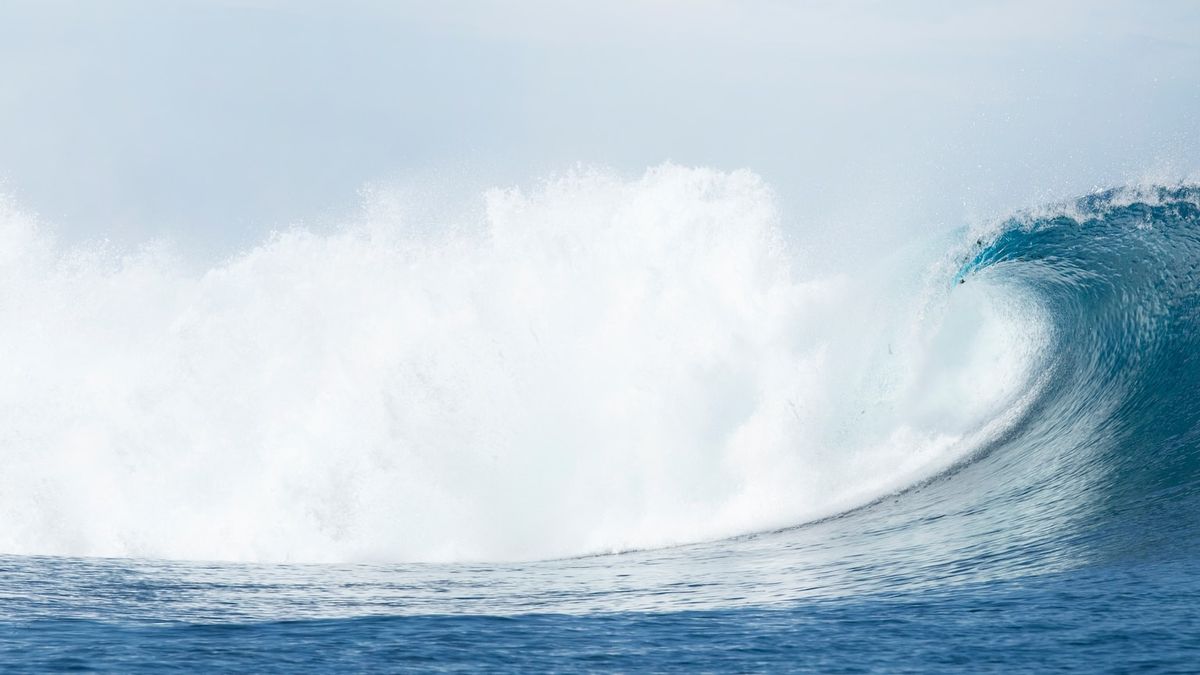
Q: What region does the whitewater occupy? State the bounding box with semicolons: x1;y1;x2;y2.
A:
3;168;1200;671
0;165;1046;564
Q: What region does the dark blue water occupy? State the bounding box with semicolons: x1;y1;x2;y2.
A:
3;556;1198;672
3;187;1200;672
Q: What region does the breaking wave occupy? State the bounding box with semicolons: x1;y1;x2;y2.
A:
7;167;1185;564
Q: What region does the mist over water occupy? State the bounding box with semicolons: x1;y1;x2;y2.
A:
0;165;1048;562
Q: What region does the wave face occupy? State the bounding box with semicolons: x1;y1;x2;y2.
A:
938;187;1200;567
0;165;1047;563
1;172;1198;571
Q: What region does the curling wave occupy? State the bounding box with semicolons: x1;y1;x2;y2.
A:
947;186;1200;537
826;184;1200;588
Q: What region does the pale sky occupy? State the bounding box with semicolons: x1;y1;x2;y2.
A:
1;0;1197;256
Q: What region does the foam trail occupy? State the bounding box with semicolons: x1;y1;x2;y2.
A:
0;166;1044;563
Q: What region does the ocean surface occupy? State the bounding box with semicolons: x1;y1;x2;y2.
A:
2;178;1199;671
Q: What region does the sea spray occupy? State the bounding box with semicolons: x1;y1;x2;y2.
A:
0;165;1043;562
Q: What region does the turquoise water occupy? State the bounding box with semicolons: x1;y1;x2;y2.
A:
3;187;1200;671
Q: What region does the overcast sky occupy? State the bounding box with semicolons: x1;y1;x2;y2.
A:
1;0;1197;256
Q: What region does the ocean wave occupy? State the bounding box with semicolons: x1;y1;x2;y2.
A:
4;169;1188;565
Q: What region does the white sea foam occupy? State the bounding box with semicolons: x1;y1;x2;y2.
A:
0;165;1047;563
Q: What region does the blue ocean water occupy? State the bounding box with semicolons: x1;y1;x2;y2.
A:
3;186;1200;671
3;557;1198;672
